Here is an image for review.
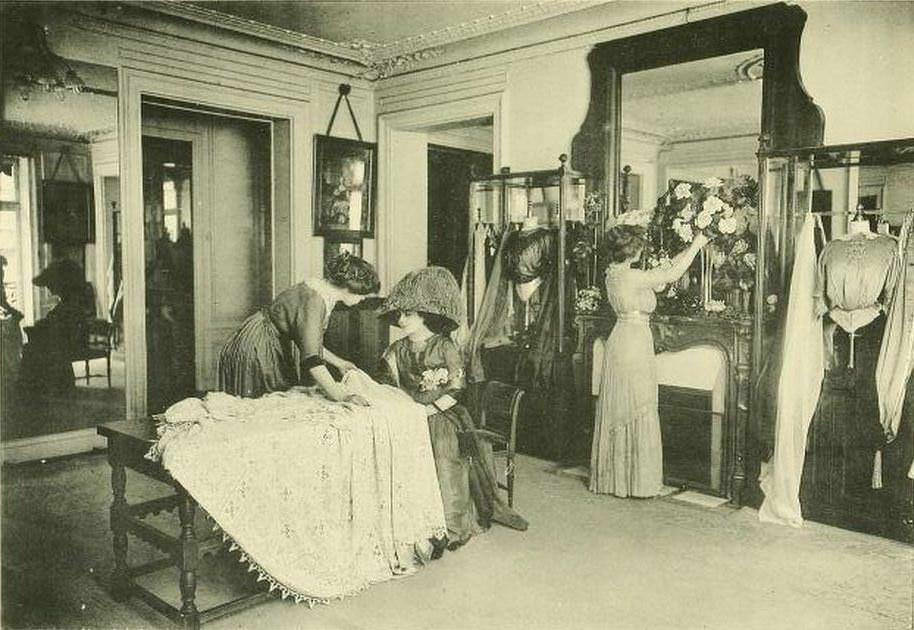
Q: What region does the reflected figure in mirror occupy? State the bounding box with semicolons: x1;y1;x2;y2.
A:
19;259;95;395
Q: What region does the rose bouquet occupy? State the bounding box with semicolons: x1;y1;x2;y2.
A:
664;176;758;244
645;175;759;315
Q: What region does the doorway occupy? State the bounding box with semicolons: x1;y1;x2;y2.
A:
141;102;272;413
427;144;492;280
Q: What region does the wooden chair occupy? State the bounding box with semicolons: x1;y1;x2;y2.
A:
474;380;524;507
72;318;114;387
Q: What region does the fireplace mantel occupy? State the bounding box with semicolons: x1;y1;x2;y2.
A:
573;312;753;505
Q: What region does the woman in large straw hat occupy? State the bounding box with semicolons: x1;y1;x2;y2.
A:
380;266;527;552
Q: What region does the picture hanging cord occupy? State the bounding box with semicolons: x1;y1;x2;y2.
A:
325;83;363;142
48;145;83;183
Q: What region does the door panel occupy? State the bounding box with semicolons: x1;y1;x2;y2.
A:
203;118;271;388
142;105;271;411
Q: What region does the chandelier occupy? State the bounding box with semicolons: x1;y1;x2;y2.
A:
8;21;85;101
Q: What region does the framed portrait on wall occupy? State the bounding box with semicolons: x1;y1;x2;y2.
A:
313;135;376;237
41;181;95;244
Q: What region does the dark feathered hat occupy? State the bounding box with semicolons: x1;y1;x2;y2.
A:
380;266;465;327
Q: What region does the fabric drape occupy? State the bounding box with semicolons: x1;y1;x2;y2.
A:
873;211;914;487
466;228;515;383
759;213;825;527
875;211;914;441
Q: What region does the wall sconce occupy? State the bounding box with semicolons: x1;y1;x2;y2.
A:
7;21;85;101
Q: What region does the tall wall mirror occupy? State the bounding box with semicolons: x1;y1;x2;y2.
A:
569;2;825;505
1;3;123;455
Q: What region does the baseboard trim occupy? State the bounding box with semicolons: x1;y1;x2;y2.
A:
2;428;106;464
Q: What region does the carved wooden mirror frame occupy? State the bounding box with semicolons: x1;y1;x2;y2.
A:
571;2;825;219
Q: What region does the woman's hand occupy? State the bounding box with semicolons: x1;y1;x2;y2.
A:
694;232;711;247
343;393;370;407
336;360;358;374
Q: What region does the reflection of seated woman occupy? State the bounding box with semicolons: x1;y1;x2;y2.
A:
20;259;95;394
1;256;24;416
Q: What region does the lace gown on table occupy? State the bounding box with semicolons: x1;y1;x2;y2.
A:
589;266;663;498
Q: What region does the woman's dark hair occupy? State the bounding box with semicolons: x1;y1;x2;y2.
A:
325;253;380;295
417;310;458;335
602;224;647;263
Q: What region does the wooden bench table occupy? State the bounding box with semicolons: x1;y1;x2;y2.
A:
98;420;271;629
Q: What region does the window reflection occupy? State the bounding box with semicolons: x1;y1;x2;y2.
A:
142;137;196;413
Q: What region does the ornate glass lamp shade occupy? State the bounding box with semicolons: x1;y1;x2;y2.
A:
6;22;85;101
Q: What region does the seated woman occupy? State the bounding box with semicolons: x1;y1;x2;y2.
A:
20;259;95;395
379;266;527;551
219;253;379;404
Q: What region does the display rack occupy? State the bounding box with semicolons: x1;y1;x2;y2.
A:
466;154;587;353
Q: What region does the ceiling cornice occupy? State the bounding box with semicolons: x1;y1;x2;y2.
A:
135;0;604;79
135;1;366;63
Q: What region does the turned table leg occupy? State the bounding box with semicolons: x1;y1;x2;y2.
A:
177;483;200;630
109;451;131;602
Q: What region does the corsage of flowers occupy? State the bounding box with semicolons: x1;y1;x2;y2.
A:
419;367;451;392
575;286;603;314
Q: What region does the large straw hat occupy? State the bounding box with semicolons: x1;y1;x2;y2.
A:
380;266;465;327
33;259;85;296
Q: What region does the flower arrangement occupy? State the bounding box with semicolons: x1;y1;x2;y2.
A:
645;174;759;316
569;191;607;290
419;367;450;392
663;176;758;244
575;286;603;314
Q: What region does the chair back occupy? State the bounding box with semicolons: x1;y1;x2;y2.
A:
479;380;524;445
72;318;113;359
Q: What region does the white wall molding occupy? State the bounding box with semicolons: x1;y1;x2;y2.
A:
135;0;601;73
1;428;106;464
380;1;767;81
67;8;370;81
377;92;504;290
117;40;313;103
428;127;494;154
376;67;508;115
119;66;312;419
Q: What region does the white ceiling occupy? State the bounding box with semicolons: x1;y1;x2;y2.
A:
169;0;603;66
188;1;526;46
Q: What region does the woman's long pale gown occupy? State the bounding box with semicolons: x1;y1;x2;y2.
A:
589;266;663;497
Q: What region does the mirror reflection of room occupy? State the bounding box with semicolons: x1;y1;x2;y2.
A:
620;50;762;213
1;3;123;442
611;51;763;495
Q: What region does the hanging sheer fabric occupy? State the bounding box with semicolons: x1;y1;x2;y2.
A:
758;213;825;527
466;228;515;383
873;210;914;487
